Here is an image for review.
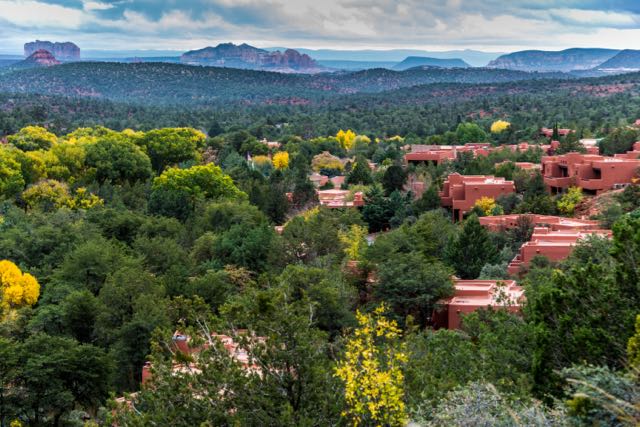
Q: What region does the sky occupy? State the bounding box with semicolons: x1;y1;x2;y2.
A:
2;0;640;54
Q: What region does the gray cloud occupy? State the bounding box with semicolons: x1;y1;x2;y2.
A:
2;0;640;52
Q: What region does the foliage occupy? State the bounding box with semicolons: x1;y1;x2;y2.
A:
628;315;640;370
0;259;39;314
473;196;502;216
557;186;584;215
336;129;357;150
272;151;289;169
84;135;152;184
312;151;343;172
338;224;368;262
335;305;408;427
8;125;57;151
141;127;205;172
490;120;511;134
346;155;373;185
445;215;500;279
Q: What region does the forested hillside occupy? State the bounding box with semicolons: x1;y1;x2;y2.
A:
0;62;572;105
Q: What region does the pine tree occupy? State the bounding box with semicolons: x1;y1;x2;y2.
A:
446;214;499;279
345;155;373;185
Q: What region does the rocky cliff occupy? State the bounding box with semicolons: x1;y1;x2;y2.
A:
24;40;80;61
180;43;322;73
13;50;61;69
488;48;619;72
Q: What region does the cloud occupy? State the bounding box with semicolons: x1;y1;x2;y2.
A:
1;0;640;52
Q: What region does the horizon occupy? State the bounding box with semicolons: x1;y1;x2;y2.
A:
2;1;640;55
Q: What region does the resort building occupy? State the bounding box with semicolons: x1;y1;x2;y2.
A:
404;143;492;165
479;214;601;233
506;227;612;275
541;152;640;194
440;174;516;221
433;279;525;330
317;190;364;208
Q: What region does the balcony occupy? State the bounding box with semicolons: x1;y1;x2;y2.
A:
543;176;573;188
578;178;605;191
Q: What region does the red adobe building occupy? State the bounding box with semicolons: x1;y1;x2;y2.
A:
541;152;640;194
479;214;601;233
540;127;573;138
440;173;516;221
317;189;364;208
404;143;492;165
433;279;525;330
506;227;612;275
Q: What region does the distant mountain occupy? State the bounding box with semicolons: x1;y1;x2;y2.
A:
488;48;620;72
266;48;503;67
11;50;60;70
596;50;640;73
392;56;470;71
24;40;80;61
180;43;322;73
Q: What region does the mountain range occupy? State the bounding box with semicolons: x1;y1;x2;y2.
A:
392;57;470;71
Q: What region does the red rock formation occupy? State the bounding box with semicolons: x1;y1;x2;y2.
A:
24;40;80;61
22;49;60;67
181;43;321;73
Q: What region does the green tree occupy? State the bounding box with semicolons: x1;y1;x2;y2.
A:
375;252;453;327
455;122;487;144
382;164;407;195
141;127;205;172
85;136;152;184
8;126;57;151
445;214;499;279
345;155;373;186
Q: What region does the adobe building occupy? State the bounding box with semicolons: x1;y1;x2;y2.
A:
613;142;640;160
433;279;525;330
506;227;612;275
541;152;640;194
440;173;516;221
540;127;573;138
479;214;601;233
404;143;492;165
317;189;364;208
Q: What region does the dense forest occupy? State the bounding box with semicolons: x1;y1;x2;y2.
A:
0;62;640;426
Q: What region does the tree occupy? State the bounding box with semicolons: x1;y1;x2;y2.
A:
0;148;25;199
446;215;499;279
311;151;343;172
335;305;408;427
413;185;441;214
336;129;357;150
18;334;112;426
141;127;205;172
490;120;511;134
473;196;501;216
272;151;289;169
338;224;368;262
375;253;453;327
455;123;487;144
557;187;583;215
381;164;407;195
150;164;245;219
0;338;20;427
346;155;373;185
0;260;39;315
22;180;71;212
85;136;152;184
8;126;57;151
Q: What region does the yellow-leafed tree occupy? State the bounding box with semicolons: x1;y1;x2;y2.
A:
0;260;40;314
491;120;511;134
474;196;501;216
337;129;357;150
338;224;368;261
335;305;407;427
272;151;290;169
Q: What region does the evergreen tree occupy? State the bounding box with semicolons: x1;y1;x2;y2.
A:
413;185;441;214
445;214;499;279
381;164;407;195
345;155;373;185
